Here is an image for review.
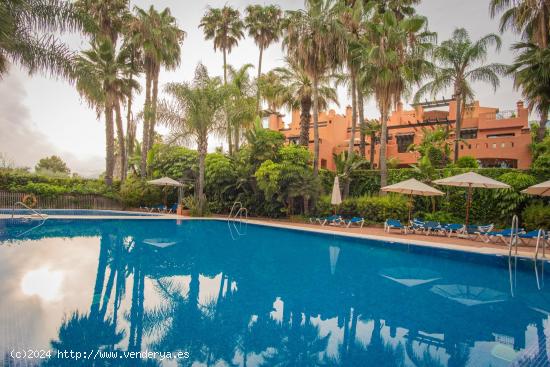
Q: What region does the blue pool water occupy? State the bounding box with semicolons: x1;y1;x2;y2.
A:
0;218;548;366
0;208;159;216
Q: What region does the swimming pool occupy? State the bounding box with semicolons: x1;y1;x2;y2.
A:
0;218;548;366
0;208;159;216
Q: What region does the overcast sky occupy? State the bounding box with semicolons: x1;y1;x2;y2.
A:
0;0;523;176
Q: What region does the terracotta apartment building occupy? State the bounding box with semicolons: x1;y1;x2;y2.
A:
267;99;533;170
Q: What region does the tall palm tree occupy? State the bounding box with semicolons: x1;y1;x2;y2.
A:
274;58;339;147
130;5;185;178
157;64;227;216
74;0;129;43
283;0;348;176
75;38;134;185
257;70;287;114
361;9;434;188
415;28;507;162
364;119;381;168
244;4;283;113
490;0;550;49
0;0;82;79
200;6;244;155
509;42;550;142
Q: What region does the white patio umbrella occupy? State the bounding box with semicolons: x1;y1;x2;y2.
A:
381;178;444;221
433;172;510;227
147;177;183;207
331;176;342;214
521;180;550;197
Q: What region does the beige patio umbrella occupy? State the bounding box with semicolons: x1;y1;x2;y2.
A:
147;177;183;207
433;172;510;227
331;176;342;214
381;178;444;221
521;180;550;197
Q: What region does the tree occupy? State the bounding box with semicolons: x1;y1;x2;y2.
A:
283;0;348;176
363;118;380;168
244;4;283;112
361;7;434;188
157;64;227;216
75;38;135;185
274;57;339;147
200;6;244;155
490;0;550;49
509;42;550;143
0;0;81;79
130;5;185;177
35;155;70;175
415;28;507;162
408;127;452;168
226;64;256;152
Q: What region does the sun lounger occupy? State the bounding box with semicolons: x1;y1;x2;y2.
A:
310;215;341;226
519;229;548;246
409;219;425;234
470;224;494;241
483;228;525;244
423;221;442;235
441;223;465;237
167;203;178;214
344;217;365;228
385;219;408;233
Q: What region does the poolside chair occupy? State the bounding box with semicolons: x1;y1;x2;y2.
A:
422;221;442;236
518;229;548;246
409;219;426;234
385;219;407;234
438;223;465;237
309;215;341;226
344;217;365;228
470;224;494;241
483;228;525;244
151;204;166;213
167;203;178;214
324;215;344;226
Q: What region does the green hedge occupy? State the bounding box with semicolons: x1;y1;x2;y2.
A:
0;170;119;199
316;194;409;223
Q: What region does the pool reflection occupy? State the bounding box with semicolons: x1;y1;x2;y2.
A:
0;218;549;366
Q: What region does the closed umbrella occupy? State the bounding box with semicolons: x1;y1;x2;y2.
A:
331;175;342;211
433;172;510;227
381;178;444;221
521;180;550;197
147;177;183;207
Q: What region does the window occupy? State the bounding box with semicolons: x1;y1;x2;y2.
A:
321;159;327;169
396;134;414;153
487;133;515;138
460;129;478;139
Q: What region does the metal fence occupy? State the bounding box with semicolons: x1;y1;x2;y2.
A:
0;191;122;210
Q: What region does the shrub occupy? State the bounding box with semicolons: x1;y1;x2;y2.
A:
421;211;462;223
318;194;408;223
120;177;162;208
522;203;550;230
493;172;538;220
455;156;479;168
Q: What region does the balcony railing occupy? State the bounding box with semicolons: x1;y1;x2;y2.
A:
481;110;517;120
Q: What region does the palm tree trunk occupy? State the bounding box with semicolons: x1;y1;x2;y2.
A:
148;66;160;154
299;96;312;146
234;126;240;152
344;70;358;198
105;101;115;186
312;76;320;176
370;130;376;168
379;104;389;189
198;137;207;216
141;70;152;178
223;47;232;155
453;91;462;163
537;106;548;143
126;91;135;162
256;46;263;113
358;87;366;158
114;99;126;181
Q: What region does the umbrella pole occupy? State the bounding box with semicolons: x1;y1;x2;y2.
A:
408;194;412;223
465;184;472;228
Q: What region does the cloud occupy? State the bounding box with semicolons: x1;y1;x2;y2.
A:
0;71;104;177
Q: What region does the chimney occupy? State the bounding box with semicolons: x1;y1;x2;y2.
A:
517;100;524;110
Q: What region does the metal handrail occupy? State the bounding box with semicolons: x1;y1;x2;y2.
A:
228;201;243;219
227;202;248;238
535;229;546;260
12;202;47;219
508;215;519;257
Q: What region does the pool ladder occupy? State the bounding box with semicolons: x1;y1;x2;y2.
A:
11;202;47;220
228;201;248;239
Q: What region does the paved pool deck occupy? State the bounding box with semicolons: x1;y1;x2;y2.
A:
1;212;546;260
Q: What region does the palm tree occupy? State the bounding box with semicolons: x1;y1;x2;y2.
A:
0;0;82;79
509;42;550;142
490;0;550;49
364;119;381;168
244;4;283;113
74;0;129;43
130;5;185;178
157;64;227;216
227;63;257;151
283;0;348;176
200;6;244;155
257;70;287;114
414;28;507;162
75;38;134;185
274;57;339;147
361;8;434;188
